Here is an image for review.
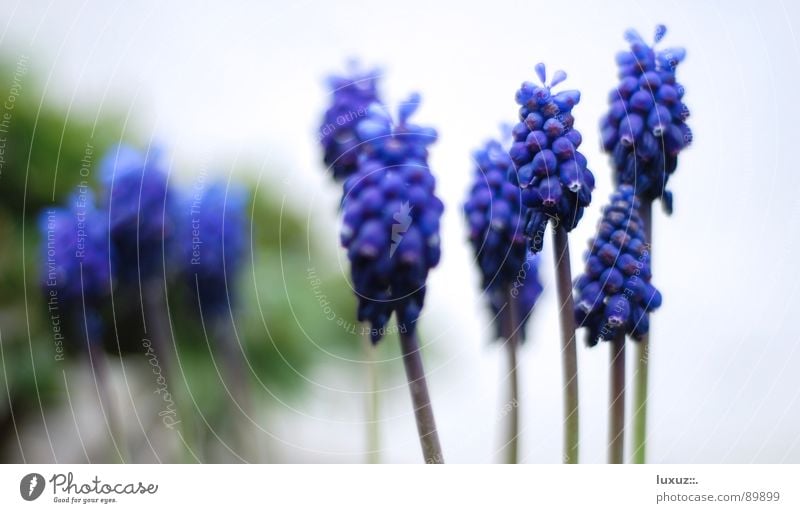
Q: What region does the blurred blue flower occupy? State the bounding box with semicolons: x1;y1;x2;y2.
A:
39;190;113;345
99;145;175;282
573;185;662;346
464;138;542;339
340;95;442;342
600;25;691;213
39;192;113;303
320;63;382;181
495;253;543;340
177;181;249;317
508;63;595;252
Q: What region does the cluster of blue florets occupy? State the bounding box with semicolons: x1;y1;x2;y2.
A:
340;96;442;342
100;145;175;283
464;139;526;287
177;182;249;317
573;186;662;346
508;63;595;252
39;145;250;348
464;138;542;339
39;191;113;308
600;25;691;213
319;64;382;181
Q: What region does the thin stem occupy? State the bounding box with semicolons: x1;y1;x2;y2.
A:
361;328;380;464
552;224;579;463
399;328;443;463
502;289;520;464
608;331;626;464
212;317;252;458
632;200;652;464
143;280;195;463
87;341;128;463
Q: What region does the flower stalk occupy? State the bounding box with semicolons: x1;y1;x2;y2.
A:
362;329;381;464
553;224;579;463
609;331;626;464
501;291;521;464
211;317;253;457
86;332;127;463
632;199;652;464
399;329;443;464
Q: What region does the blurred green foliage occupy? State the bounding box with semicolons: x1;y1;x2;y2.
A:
0;54;362;462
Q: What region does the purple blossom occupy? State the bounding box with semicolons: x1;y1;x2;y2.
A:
600;25;691;213
509;63;595;252
340;95;442;342
573;185;662;345
319;63;382;181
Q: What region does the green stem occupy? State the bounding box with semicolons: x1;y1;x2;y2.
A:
87;341;128;463
632;200;652;464
502;290;520;464
552;224;579;464
212;317;252;458
608;331;626;464
399;328;443;463
144;280;196;463
362;328;380;464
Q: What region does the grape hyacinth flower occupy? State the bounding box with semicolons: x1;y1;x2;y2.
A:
464;138;543;462
340;95;444;463
600;25;691;214
39;191;112;344
178;180;252;453
38;191;126;461
179;181;248;317
573;185;662;463
341;96;441;342
319;63;382;181
100;145;175;283
509;63;595;253
600;25;691;463
464;139;528;294
573;185;661;345
508;64;594;463
100;145;177;409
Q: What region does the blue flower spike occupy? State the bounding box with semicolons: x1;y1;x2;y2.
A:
464;137;543;339
319;62;383;181
100;145;175;283
510;63;595;253
179;181;249;317
573;185;662;347
39;191;113;309
39;190;113;353
340;94;442;343
601;25;691;213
